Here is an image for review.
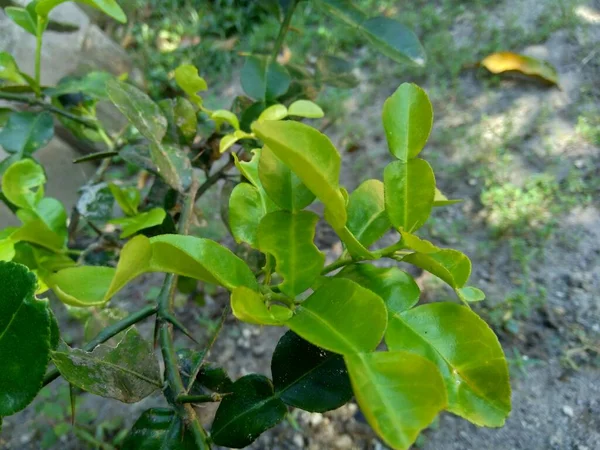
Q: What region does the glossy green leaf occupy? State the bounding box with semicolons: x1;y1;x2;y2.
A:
434;187;462;207
337;263;419;314
288;100;324;119
122;408;197;450
52;329;161;402
231;286;292;325
110;208;167;238
105;235;152;300
257;104;288;122
272;331;352;412
287;278;387;355
0;262;51;416
149;143;192;192
403;248;471;289
383;83;433;161
456;286;486;303
36;0;126;24
234;149;279;212
346;179;390;247
10;218;65;252
108;183;140;216
174;64;207;106
258;211;324;297
228;182;263;247
1;159;45;209
107;79;166;143
345;351;446;450
29;197;68;237
211;109;239;131
258;146;315;211
386;302;511;427
384;159;435;232
0;111;54;157
3;7;38;36
360;17;426;66
401;230;439;253
211;374;287;448
241;56;291;101
49;266;116;307
0;52;27;85
253;120;346;229
219;130;253;154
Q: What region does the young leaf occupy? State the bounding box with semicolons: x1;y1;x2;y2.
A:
219;130;253;154
211;109;240;131
272;331;352;412
36;0;127;24
52;329;162;403
336;263;419;314
480;52;559;86
346;179;390;247
122;408;197;449
109;183;140;216
48;266;117;307
228;182;264;248
211;374;287;448
383;83;433;161
434;187;462;207
0;52;27;85
106;79;167;143
109;208;167;238
345;351;446;450
1;159;46;209
174;64;207;106
258;146;315;212
288;100;324;119
401;230;439;253
230;286;292;325
456;286;486;303
257;104;288;122
252;120;346;229
360;17;426;66
0;112;54;157
0;262;51;416
385;302;511;427
287;278;387;355
402;248;471;289
257;210;324;297
3;7;38;36
384;159;435;232
10;218;66;252
241;55;291;101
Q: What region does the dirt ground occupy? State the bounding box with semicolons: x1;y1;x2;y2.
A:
2;0;600;449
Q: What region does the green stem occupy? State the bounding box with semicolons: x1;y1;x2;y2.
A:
177;393;224;404
320;240;410;275
42;305;158;386
35;18;46;95
270;0;300;61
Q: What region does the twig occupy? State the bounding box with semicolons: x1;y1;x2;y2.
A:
177;393;227;404
271;0;300;61
195;155;236;200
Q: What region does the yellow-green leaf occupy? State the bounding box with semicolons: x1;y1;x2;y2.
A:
288;100;324;119
109;208;166;238
480;52;559;86
231;286;292;325
257;104;288;122
1;159;45;209
0;52;27;85
211;109;240;131
109;183;140;216
174;64;207;106
346;179;390;248
49;266;117;307
402;248;471;289
37;0;127;23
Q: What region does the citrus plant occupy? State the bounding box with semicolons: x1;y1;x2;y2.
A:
0;1;511;449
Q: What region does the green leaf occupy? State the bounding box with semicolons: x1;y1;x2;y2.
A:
0;112;54;156
173;97;198;142
403;248;471;289
76;183;114;221
106;79;166;143
219;130;253;154
231;286;292;325
258;146;315;212
52;329;161;402
105;235;152;300
336;263;419;314
272;331;352;412
149;143;192;192
228;182;264;248
257;104;288;122
211;109;239;131
109;183;140;216
384;159;435;232
383;83;433;161
174;64;207;106
360;17;426;66
44;72;113;99
401;230;439;253
10;218;66;252
36;0;127;24
122;408;197;450
434;187;462;207
316;0;366;26
288;100;324;118
110;208;167;238
287;278;387;355
346;179;390;247
0;262;51;416
257;211;324;297
84;308;127;344
345;351;446;450
316;55;358;88
241;56;291;101
456;286;486;303
30;197;68;237
1;159;46;209
253;120;346;229
4;7;37;35
0;52;27;84
386;302;511;427
211;374;287;448
49;266;116;307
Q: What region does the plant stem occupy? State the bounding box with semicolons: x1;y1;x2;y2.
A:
35;19;45;95
195;155;236;200
270;0;299;61
320;240;410;275
0;91;99;129
42;305;158;386
177;394;224;404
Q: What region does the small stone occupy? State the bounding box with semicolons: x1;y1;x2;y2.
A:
574;159;585;169
555;291;566;299
468;178;477;186
292;434;304;448
562;405;574;417
242;328;252;339
309;412;324;426
592;324;600;332
252;344;266;357
334;434;354;449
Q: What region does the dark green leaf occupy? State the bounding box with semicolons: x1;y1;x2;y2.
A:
0;261;51;416
122;408;197;449
241;56;291;101
360;17;426;66
120;144;155;172
272;331;352;412
316;0;366;26
51;329;162;403
386;302;511;426
75;183;114;221
211;374;287;448
149;143;192;193
0;111;54;156
44;72;113;99
346;179;390;247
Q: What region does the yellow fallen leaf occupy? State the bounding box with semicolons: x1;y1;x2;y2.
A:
480;51;559;86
